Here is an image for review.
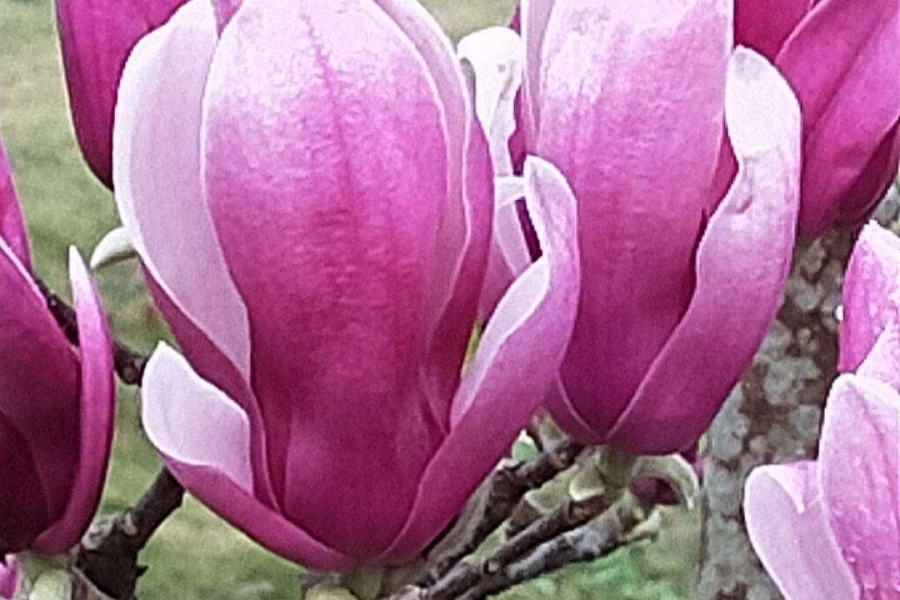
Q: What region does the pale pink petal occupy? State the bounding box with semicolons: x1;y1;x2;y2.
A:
382;156;580;562
0;239;80;530
56;0;188;186
0;137;29;270
776;0;900;234
840;222;900;372
745;463;858;600
112;0;251;382
607;48;801;453
819;375;900;595
203;0;450;554
141;345;354;571
519;0;556;147
734;0;812;60
32;250;115;554
539;0;732;431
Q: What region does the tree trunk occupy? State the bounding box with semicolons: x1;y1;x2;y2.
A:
698;187;900;600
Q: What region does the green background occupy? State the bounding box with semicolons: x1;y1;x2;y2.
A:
0;1;698;598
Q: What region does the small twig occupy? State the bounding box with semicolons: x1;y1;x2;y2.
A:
425;492;611;600
75;469;184;600
35;277;147;385
456;498;653;600
421;439;584;584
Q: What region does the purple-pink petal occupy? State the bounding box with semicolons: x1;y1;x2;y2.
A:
537;0;731;432
734;0;811;60
383;156;580;563
32;250;115;554
775;0;900;235
606;48;801;453
0;136;30;271
744;463;858;600
56;0;188;186
141;345;355;571
840;222;900;372
203;0;456;555
819;375;900;595
0;239;80;536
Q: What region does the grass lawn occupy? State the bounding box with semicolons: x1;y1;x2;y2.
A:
0;1;698;598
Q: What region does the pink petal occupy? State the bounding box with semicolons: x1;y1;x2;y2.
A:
112;0;252;383
857;315;900;390
819;375;900;595
0;239;80;532
776;0;900;235
0;408;48;552
840;222;900;372
607;48;801;453
141;345;354;571
56;0;188;187
0;137;29;270
519;0;556;150
372;0;495;424
539;0;732;432
382;156;580;563
734;0;812;60
0;556;17;599
745;463;858;600
834;120;900;231
32;250;115;554
203;0;452;554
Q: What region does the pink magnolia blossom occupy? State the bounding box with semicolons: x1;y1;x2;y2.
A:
112;0;580;570
56;0;189;187
495;0;802;454
736;0;900;235
745;223;900;599
0;136;116;557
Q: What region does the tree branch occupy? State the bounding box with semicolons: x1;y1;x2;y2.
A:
35;277;147;385
75;469;184;600
420;439;584;584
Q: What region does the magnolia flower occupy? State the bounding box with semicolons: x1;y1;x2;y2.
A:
467;0;802;454
56;0;189;187
0;557;17;600
745;223;900;599
112;0;579;570
0;136;115;559
736;0;900;235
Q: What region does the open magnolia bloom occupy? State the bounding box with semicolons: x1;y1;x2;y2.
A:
735;0;900;235
56;0;190;188
463;0;802;455
745;223;900;600
113;0;579;570
0;136;115;559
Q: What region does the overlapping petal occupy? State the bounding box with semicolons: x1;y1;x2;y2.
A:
745;463;857;600
141;345;355;571
840;222;900;372
0;138;29;269
606;48;801;453
56;0;188;186
535;0;731;430
774;0;900;234
32;250;115;554
383;156;579;562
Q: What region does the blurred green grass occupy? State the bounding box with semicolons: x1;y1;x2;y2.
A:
0;1;697;598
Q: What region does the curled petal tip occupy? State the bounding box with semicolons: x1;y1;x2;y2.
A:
89;227;137;270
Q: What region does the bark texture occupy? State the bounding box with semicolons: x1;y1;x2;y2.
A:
698;187;900;600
